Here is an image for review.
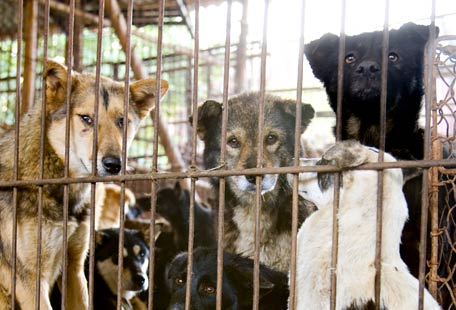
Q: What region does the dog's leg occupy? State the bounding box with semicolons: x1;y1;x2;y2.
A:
66;220;90;310
14;278;52;310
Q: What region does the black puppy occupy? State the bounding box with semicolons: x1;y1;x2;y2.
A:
51;228;149;310
91;228;150;309
166;247;289;310
305;22;437;160
304;22;439;277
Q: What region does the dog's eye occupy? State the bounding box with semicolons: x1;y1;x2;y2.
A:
80;115;93;126
175;277;184;287
388;52;399;62
139;251;145;258
203;285;216;295
116;117;125;128
227;136;240;148
344;53;356;64
265;134;278;145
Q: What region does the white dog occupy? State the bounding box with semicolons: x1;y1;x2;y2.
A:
291;140;441;310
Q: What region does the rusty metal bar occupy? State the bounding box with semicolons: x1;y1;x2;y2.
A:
330;0;347;308
87;0;105;308
61;0;76;307
289;0;307;308
216;0;232;309
0;158;456;189
374;2;390;309
116;0;134;308
12;0;24;307
35;0;51;308
253;0;270;308
185;0;200;308
147;0;166;308
419;1;438;308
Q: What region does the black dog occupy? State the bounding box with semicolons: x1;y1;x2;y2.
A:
51;228;149;310
305;22;439;277
305;22;437;160
166;247;289;310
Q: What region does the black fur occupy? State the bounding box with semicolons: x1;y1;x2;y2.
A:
304;22;438;277
166;247;289;310
305;22;437;160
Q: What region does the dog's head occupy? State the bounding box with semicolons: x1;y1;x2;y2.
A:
166;247;283;310
44;60;168;177
193;93;314;203
94;228;150;300
305;23;438;115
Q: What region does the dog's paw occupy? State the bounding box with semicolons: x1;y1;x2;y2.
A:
321;140;375;169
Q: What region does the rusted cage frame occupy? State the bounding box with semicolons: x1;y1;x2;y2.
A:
2;0;456;309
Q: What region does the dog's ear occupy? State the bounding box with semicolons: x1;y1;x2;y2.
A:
304;33;339;83
281;100;315;133
227;261;275;302
398;22;440;45
130;78;169;120
173;181;184;199
44;60;79;115
190;100;222;140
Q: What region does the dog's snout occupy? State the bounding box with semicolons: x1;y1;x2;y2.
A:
168;304;185;310
102;155;122;174
133;273;146;286
355;61;380;75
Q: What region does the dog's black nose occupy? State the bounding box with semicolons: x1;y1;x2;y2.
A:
102;155;121;174
133;273;146;286
355;60;380;75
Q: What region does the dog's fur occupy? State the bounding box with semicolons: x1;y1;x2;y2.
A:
194;93;316;272
293;140;441;310
304;22;437;160
92;228;149;310
96;183;136;230
304;22;439;278
167;247;289;310
0;60;167;309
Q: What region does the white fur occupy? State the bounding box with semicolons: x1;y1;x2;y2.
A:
291;141;441;310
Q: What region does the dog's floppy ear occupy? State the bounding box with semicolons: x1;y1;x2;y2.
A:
190;100;222;140
304;33;339;83
281;100;315;133
44;60;79;115
398;22;440;45
130;78;169;120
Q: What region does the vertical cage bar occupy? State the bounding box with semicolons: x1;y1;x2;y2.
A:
289;0;307;308
11;0;24;308
88;0;105;308
148;0;166;308
419;1;437;308
35;0;51;308
374;2;390;309
186;0;200;309
330;1;346;308
116;0;134;308
253;0;270;308
61;0;76;307
216;0;232;309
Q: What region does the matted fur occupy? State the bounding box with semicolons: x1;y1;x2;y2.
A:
194;92;316;272
292;141;441;309
0;60;167;309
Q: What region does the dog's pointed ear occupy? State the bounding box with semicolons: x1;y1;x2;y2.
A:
189;100;222;140
398;22;440;45
227;262;275;302
44;60;79;114
95;230;109;245
305;33;339;83
130;78;169;120
282;100;315;133
173;181;184;199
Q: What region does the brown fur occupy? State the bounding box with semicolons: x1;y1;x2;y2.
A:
96;184;136;230
195;93;316;272
0;60;168;309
